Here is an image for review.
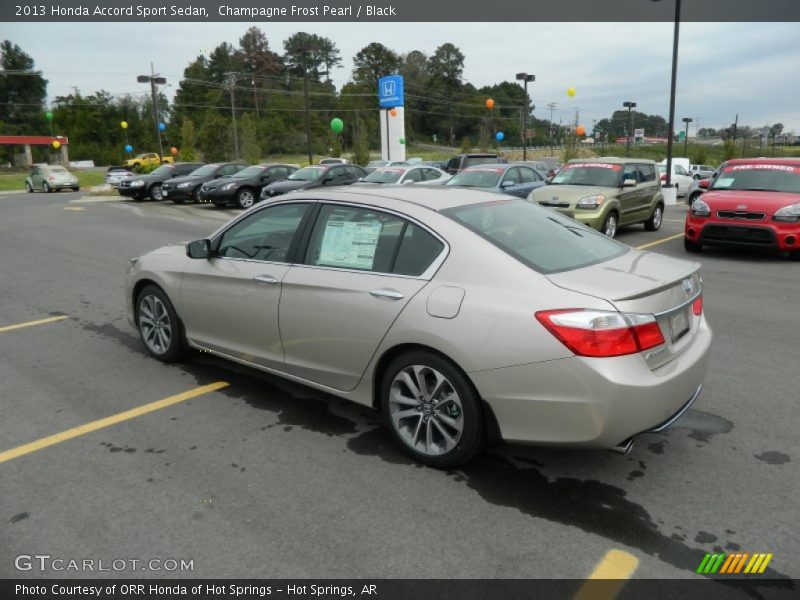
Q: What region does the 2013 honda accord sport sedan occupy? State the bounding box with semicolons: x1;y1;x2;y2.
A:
125;187;712;467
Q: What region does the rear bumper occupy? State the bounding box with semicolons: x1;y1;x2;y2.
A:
469;316;712;449
685;215;800;251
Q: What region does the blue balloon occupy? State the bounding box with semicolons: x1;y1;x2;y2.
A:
158;123;166;132
124;144;133;153
496;131;505;142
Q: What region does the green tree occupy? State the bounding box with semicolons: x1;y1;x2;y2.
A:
198;111;231;161
283;32;341;81
352;43;401;86
0;40;48;162
239;113;261;163
179;117;199;160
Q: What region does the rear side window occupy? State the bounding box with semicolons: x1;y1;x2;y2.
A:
393;224;445;276
444;199;628;274
637;164;656;182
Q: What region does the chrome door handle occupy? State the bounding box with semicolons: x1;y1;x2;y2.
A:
370;288;404;300
252;274;278;284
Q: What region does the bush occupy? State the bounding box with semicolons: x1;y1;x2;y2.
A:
692;145;708;166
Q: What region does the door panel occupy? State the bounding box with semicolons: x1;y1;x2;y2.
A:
279;267;426;390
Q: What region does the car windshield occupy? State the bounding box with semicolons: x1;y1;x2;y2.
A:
188;164;220;177
50;166;68;174
233;166;266;178
446;168;504;188
289;167;325;181
551;163;621;187
151;165;174;177
363;169;404;184
710;164;800;193
445;199;628;274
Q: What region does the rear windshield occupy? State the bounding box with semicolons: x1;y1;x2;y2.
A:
289;167;325;181
446;168;503;188
551;163;622;187
463;156;501;168
364;168;404;183
188;164;220;177
711;164;800;193
233;166;266;178
151;165;174;177
444;199;628;274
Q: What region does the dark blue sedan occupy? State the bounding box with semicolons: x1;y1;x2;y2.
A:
445;163;547;198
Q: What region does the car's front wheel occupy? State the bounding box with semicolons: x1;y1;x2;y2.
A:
149;184;163;201
25;182;33;193
684;238;702;253
236;188;256;209
135;285;185;362
43;182;52;193
381;351;483;468
602;211;619;238
644;204;663;231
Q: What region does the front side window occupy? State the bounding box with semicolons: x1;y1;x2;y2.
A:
304;205;407;273
217;203;309;262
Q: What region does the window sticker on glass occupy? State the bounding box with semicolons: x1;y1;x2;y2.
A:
714;177;734;188
551;174;567;183
318;220;383;269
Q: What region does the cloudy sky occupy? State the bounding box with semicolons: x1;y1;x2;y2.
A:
7;21;799;134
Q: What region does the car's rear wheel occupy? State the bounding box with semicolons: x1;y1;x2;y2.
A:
602;211;619;238
25;182;33;193
684;238;702;253
172;197;185;205
644;204;663;231
236;188;255;209
135;285;185;362
381;351;483;468
72;187;80;192
43;182;52;193
149;184;163;201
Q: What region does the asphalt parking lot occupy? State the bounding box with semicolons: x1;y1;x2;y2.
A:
0;190;797;595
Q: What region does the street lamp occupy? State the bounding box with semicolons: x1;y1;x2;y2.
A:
137;64;167;163
682;117;693;157
652;0;682;188
623;101;637;157
516;72;535;160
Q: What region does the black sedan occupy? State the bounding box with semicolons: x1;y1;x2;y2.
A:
161;162;246;204
199;163;299;209
260;163;367;200
118;162;205;201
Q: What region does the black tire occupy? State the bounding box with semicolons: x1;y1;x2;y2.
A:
135;285;186;362
25;182;33;193
43;182;52;193
149;184;163;201
236;187;256;209
132;192;145;202
380;351;484;468
602;211;619;238
72;187;80;192
172;197;186;205
684;238;702;253
788;250;800;262
644;203;664;231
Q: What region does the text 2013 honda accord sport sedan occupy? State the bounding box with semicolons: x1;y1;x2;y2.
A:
125;187;712;467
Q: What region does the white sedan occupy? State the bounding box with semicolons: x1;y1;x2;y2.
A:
658;163;694;196
356;165;451;186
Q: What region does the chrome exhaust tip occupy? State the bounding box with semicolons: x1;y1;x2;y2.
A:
610;437;635;455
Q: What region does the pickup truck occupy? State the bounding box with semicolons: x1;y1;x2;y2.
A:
444;153;505;175
124;153;174;169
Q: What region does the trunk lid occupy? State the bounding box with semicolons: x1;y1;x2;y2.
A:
547;249;703;369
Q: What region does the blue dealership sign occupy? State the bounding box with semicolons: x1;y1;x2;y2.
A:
378;75;404;109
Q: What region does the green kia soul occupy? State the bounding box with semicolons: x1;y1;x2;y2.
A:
529;157;664;238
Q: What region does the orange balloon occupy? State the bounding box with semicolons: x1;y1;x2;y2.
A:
170;146;178;155
576;125;586;136
389;108;397;117
485;98;494;109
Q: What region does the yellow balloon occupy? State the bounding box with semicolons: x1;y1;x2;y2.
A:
52;140;61;149
567;87;576;98
120;121;128;129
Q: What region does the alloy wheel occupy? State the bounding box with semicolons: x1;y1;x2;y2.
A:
238;190;255;208
138;294;173;355
604;214;618;238
150;185;163;201
388;365;464;456
652;206;663;229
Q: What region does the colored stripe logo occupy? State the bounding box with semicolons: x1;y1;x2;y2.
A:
697;552;773;574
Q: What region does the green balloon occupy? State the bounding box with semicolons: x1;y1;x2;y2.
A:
398;138;405;145
330;118;344;134
45;111;53;121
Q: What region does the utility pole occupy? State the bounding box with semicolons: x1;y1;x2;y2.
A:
732;113;738;142
252;78;260;117
226;72;240;159
302;50;313;165
623;101;637;157
515;73;535;160
547;102;557;157
136;63;166;163
682;117;692;156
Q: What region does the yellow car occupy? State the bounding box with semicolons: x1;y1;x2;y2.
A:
124;153;174;169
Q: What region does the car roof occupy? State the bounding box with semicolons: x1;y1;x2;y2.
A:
570;157;657;165
288;185;506;212
461;163;513;171
724;158;800;166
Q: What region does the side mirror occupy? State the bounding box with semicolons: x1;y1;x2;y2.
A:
401;179;414;185
500;180;514;188
186;239;211;259
622;178;637;187
699;179;711;189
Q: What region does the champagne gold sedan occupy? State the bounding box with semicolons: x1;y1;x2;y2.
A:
126;187;712;467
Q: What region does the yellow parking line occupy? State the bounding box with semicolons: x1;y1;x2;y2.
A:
0;315;69;334
0;382;229;464
64;206;85;211
637;233;684;250
573;549;639;600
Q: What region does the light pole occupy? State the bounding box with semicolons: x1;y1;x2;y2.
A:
547;102;557;156
302;47;314;165
623;101;637;156
652;0;681;189
682;117;692;156
137;63;166;163
515;72;535;160
225;72;240;159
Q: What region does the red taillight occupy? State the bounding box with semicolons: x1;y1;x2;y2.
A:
660;174;667;181
535;309;665;358
692;295;703;316
48;176;55;181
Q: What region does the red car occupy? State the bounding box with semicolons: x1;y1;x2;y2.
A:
684;158;800;260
